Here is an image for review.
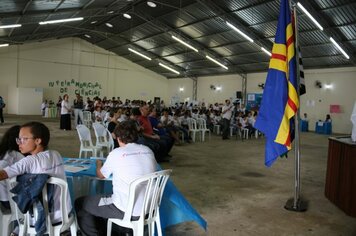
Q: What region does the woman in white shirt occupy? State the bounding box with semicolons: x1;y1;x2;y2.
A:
0;125;24;209
60;94;72;130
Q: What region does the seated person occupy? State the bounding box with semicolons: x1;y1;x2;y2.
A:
0;125;24;210
325;114;332;122
139;104;171;162
0;122;72;225
75;120;158;236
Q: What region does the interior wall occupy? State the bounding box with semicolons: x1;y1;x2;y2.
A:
196;74;243;104
167;78;194;105
0;38;169;112
247;67;356;134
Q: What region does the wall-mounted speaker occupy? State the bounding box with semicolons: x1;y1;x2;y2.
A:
236;91;242;99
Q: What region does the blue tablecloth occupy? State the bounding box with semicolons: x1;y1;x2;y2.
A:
315;121;332;134
63;157;207;232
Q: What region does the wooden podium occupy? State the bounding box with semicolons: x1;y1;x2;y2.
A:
325;137;356;217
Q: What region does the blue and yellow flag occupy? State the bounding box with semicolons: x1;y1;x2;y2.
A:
254;0;299;167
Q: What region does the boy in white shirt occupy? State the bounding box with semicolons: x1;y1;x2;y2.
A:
75;120;157;236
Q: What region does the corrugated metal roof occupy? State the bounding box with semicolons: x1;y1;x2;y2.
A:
0;0;355;78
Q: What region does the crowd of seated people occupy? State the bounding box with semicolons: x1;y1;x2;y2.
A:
72;96;262;160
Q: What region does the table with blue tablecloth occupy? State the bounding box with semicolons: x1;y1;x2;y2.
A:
63;157;207;233
315;121;332;134
300;120;309;132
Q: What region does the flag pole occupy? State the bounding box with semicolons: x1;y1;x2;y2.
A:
285;3;307;212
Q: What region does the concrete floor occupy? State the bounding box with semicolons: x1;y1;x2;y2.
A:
1;114;355;236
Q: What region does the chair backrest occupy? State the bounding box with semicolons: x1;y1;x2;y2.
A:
7;177;73;235
83;111;92;122
92;122;109;144
196;118;207;130
76;124;94;146
123;170;172;224
106;129;115;152
187;118;198;130
83;111;93;128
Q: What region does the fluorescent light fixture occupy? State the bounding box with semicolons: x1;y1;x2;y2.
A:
159;63;180;75
206;55;228;70
84;34;91;38
0;24;22;29
123;13;131;19
179;87;184;92
216;86;222;91
226;21;254;43
107;10;114;14
39;17;83;25
261;47;272;56
297;2;323;31
324;84;333;89
330;37;350;59
128;48;152;61
90;21;97;24
0;43;9;47
105;22;113;28
147;1;157;7
172;35;198;52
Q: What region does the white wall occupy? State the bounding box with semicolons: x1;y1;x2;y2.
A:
247;67;356;134
167;78;194;105
196;74;243;104
0;38;169;112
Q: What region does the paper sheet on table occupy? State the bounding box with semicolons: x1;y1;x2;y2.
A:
64;165;89;173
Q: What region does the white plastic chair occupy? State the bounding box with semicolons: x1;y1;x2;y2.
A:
7;177;78;236
83;111;93;128
242;128;249;140
197;118;210;141
92;122;113;154
0;200;15;236
76;124;103;158
187;118;201;142
107;169;172;236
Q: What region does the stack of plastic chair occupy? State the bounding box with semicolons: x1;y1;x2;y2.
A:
107;169;172;236
76;124;103;158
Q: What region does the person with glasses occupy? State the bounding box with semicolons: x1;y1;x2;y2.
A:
0;125;24;210
0;122;72;225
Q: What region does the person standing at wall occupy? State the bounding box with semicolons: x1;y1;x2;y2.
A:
221;99;233;140
60;94;72;130
0;96;5;124
73;93;84;128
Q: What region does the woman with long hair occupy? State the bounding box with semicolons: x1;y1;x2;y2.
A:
0;125;24;209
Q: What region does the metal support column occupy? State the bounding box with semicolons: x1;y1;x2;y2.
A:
241;73;247;105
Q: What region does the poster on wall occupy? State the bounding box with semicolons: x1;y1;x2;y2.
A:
246;93;263;111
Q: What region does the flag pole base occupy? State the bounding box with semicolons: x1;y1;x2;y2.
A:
284;198;308;212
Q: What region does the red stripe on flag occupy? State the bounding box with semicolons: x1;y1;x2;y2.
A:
287;98;298;113
271;53;286;61
286;36;294;48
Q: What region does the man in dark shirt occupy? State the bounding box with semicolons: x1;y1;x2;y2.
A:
73;93;84;127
